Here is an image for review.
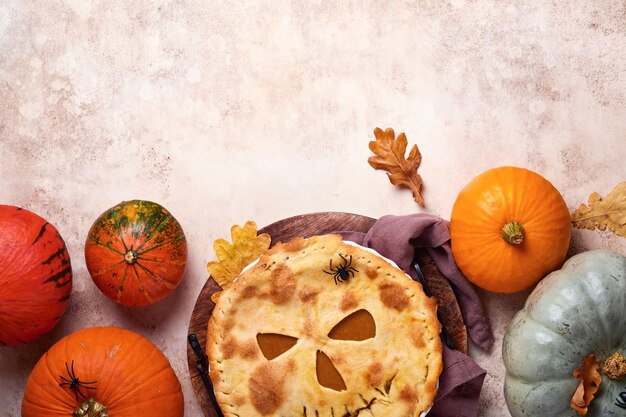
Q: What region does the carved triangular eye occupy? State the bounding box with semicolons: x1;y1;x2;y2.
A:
256;333;298;360
316;350;347;391
328;309;376;341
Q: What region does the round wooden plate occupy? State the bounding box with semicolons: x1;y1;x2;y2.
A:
186;212;467;417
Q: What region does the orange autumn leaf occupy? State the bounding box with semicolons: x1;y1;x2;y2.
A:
368;127;424;207
207;221;271;294
571;354;602;416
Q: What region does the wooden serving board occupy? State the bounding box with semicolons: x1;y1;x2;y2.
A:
186;212;467;417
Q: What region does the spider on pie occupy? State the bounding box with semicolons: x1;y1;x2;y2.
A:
323;254;358;284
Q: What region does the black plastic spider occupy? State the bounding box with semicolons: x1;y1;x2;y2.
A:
616;388;626;410
59;360;97;401
323;254;358;284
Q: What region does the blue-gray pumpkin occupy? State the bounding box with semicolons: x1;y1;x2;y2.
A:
503;250;626;417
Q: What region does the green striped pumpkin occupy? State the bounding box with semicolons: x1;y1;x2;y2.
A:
85;200;187;307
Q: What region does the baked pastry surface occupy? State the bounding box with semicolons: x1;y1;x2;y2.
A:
207;234;442;417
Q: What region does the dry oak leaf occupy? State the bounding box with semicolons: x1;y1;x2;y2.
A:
570;354;602;416
571;181;626;238
368;127;424;206
207;221;271;295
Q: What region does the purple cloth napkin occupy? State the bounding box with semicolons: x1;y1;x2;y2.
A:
339;213;492;417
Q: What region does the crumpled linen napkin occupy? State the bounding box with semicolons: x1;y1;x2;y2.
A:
339;213;493;417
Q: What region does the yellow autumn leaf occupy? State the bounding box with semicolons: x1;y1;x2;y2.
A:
571;182;626;238
368;127;424;207
207;221;271;290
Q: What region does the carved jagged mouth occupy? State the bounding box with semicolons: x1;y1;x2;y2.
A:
344;394;388;417
302;395;391;417
301;373;396;417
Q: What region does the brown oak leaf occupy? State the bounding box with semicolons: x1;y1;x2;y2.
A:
207;221;271;300
368;127;424;207
571;354;602;416
571;182;626;238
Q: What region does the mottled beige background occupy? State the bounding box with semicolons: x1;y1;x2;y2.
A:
1;1;625;416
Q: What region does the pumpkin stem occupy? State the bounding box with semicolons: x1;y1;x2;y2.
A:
501;221;525;245
603;352;626;380
124;250;138;264
73;398;108;417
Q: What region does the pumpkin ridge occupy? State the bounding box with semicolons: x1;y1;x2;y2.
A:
136;256;186;266
87;236;125;256
133;214;173;252
130;264;153;304
460;201;502;226
23;398;71;415
137;235;186;255
90;260;126;279
42;352;78;409
23;390;73;415
516;209;569;232
133;262;177;289
112;388;183;410
521;313;579;350
530;266;607;348
80;330;134;407
115;265;131;300
132;201;168;233
110;210;130;253
455;237;502;279
578;279;610;349
514;191;570;234
102;355;174;409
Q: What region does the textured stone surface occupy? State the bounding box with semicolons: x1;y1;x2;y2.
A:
0;1;625;416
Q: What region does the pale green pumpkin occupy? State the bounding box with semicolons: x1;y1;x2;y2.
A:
503;250;626;417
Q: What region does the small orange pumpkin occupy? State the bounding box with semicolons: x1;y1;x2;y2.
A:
22;326;184;417
450;166;571;293
85;200;187;306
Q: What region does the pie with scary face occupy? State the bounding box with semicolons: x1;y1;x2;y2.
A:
207;234;443;417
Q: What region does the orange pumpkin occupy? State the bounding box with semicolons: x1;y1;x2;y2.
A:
450;166;571;293
22;326;184;417
85;200;187;307
0;205;72;346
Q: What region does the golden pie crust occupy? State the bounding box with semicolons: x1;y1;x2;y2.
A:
207;234;443;417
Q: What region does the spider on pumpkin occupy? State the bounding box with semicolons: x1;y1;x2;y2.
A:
323;254;358;284
59;360;97;401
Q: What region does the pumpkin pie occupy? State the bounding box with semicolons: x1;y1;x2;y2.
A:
207;234;442;417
